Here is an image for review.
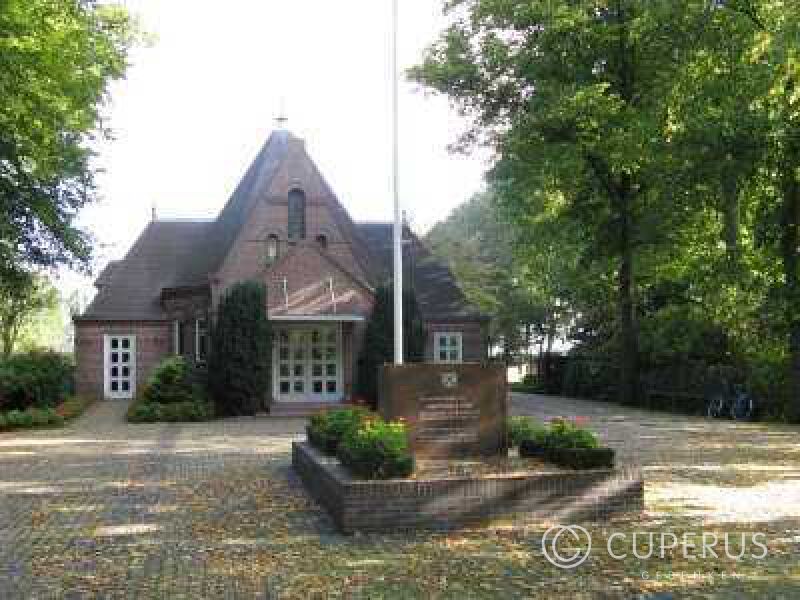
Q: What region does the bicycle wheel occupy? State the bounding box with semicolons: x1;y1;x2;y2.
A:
731;393;754;420
706;394;725;418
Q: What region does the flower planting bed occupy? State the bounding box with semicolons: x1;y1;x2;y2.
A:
292;441;643;533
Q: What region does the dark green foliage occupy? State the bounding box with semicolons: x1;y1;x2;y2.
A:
0;351;74;411
0;1;137;279
208;282;271;416
127;356;213;423
509;374;546;395
517;418;612;468
126;397;214;423
0;405;64;430
143;356;197;404
563;357;619;402
337;417;414;480
544;418;600;450
307;407;371;455
506;416;547;448
356;285;426;407
540;447;615;470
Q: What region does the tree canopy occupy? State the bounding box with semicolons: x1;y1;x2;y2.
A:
0;0;137;279
413;1;800;420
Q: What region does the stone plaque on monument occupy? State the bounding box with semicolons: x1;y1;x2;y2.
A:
378;363;507;458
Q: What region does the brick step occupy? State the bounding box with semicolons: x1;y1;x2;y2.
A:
269;402;356;417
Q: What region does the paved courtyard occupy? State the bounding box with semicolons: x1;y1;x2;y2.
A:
0;395;798;598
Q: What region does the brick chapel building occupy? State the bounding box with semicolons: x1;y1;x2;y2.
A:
74;128;488;407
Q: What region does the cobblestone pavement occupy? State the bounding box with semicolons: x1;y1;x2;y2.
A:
0;396;797;598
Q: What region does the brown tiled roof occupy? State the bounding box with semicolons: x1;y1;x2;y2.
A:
357;222;488;322
79;220;213;320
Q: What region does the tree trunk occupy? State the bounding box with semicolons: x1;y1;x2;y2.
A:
722;174;740;266
616;179;640;406
780;157;800;422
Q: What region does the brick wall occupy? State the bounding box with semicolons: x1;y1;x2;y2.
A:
74;321;171;399
293;442;644;533
212;136;370;311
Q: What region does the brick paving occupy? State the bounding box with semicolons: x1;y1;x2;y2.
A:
0;395;797;598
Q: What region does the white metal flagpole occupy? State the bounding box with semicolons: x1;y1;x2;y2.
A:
391;0;403;366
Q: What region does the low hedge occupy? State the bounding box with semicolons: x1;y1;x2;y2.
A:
307;407;371;455
517;417;614;468
0;396;91;432
337;417;413;479
127;396;214;423
543;446;615;469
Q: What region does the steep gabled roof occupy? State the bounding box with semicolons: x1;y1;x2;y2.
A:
357;222;488;322
176;131;291;286
80;220;213;320
78;129;485;324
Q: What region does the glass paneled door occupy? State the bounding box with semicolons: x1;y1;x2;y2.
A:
104;334;136;399
274;325;342;402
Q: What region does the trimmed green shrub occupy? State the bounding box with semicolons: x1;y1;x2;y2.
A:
307;407;371;455
543;446;615;469
337;417;414;479
0;351;74;410
160;400;214;422
507;416;547;447
208;282;271;416
127;395;214;423
356;285;426;408
544;418;600;449
143;356;196;404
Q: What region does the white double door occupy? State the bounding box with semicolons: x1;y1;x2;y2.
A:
274;325;342;402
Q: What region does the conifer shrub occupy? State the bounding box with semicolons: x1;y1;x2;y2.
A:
143;356;196;404
208;281;271;416
356;285;426;408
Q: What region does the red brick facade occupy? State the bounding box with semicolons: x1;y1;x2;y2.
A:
74;321;171;400
76;130;488;403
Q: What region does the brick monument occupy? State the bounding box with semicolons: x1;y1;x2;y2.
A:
378;363;507;458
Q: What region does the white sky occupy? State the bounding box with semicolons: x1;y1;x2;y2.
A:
65;0;490;296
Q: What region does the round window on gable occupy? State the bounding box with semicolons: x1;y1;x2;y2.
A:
266;234;279;265
315;234;328;250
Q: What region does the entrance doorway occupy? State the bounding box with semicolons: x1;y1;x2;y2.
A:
273;325;342;402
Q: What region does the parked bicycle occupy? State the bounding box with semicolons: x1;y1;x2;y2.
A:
705;382;755;420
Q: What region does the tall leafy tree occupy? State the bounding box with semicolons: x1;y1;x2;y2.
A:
664;2;800;419
411;1;710;403
0;0;136;279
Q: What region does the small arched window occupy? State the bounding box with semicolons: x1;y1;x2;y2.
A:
315;234;328;250
288;189;306;240
266;234;279;264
